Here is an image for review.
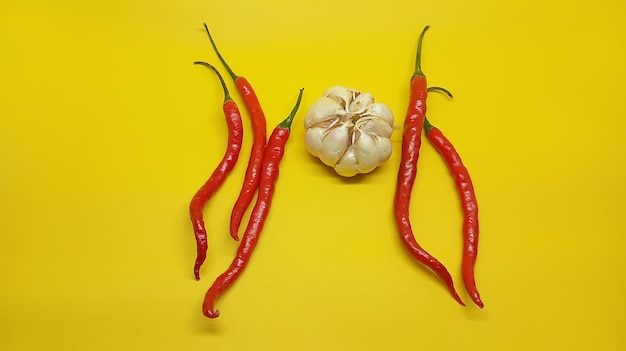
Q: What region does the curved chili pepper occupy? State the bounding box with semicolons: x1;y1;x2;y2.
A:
394;25;465;306
202;88;304;318
424;116;484;308
202;23;267;241
189;61;244;281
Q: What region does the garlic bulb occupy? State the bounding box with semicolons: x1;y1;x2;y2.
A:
304;86;394;177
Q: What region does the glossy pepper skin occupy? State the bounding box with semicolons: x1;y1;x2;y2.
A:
394;25;465;306
424;117;483;308
189;61;244;281
202;89;304;318
202;23;268;241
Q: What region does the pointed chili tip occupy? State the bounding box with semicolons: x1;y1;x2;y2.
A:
278;88;305;129
453;292;466;307
194;270;201;281
230;221;241;241
472;294;485;308
203;308;220;318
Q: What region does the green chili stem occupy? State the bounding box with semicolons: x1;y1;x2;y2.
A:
278;88;304;129
423;116;435;134
424;86;453;134
193;61;232;102
427;86;453;99
413;25;430;78
202;23;239;81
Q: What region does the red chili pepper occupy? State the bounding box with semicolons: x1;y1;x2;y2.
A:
202;88;304;318
202;23;267;241
394;25;465;306
424;115;484;308
189;61;244;281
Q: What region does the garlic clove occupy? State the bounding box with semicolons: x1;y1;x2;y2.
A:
334;145;359;177
366;102;394;126
349;93;375;115
304;97;343;129
353;132;380;174
318;123;350;167
361;117;394;138
323;86;355;108
305;127;326;157
374;136;392;165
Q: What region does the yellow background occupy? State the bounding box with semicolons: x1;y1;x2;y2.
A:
1;0;625;350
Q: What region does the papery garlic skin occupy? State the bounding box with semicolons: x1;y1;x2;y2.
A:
304;86;394;177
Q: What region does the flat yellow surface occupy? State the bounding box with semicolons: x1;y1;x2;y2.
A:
1;1;625;350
